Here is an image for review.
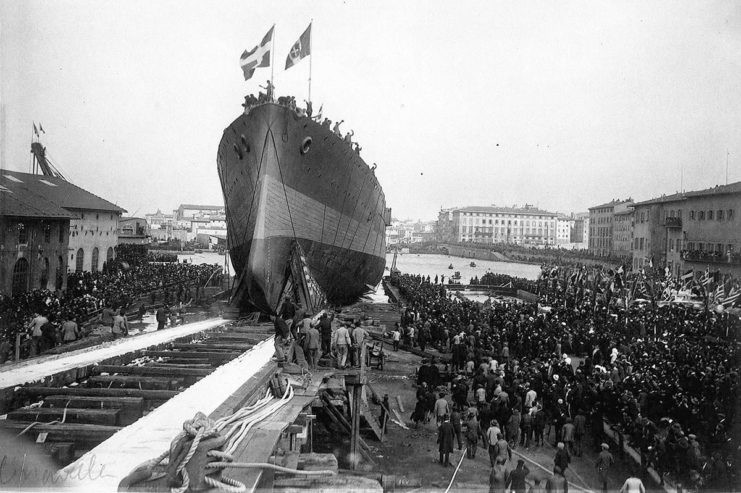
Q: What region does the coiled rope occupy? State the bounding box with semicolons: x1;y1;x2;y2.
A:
128;382;335;493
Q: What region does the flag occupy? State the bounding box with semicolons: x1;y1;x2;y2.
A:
240;26;274;80
33;123;39;137
312;104;323;121
723;286;740;308
681;269;694;281
285;23;311;69
39;123;45;133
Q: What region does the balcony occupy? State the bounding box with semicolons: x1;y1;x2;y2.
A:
681;250;741;265
663;216;682;228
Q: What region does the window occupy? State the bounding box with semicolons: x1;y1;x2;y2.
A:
676;239;682;251
43;223;51;242
76;248;84;272
708;210;713;220
12;258;30;297
729;209;735;220
91;247;99;273
670;239;674;251
40;257;50;288
59;225;64;243
699;211;705;220
717;210;724;220
690;210;695;220
18;223;27;244
56;256;64;289
677;209;682;219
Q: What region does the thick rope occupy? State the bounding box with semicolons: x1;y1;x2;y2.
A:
444;447;467;493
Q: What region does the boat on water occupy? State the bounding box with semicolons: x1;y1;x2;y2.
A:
448;264;454;269
218;101;391;314
452;271;462;280
469;262;476;267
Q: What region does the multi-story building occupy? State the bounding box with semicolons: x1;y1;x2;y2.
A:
145;209;174;228
632;182;741;277
1;171;125;274
588;199;633;256
118;217;151;245
612;204;634;261
437;205;558;245
174;204;224;221
0;173;74;296
556;214;574;245
571;212;590;245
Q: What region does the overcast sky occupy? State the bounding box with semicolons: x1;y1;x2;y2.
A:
2;1;740;221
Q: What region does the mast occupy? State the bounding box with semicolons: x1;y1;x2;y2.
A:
270;24;276;101
308;20;313;102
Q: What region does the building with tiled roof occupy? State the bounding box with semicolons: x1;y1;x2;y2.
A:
437;205;558;245
0;170;127;281
0;173;76;295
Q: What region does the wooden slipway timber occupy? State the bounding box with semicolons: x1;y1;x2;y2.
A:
0;319;275;478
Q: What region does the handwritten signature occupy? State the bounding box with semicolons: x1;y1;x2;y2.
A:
0;453;115;486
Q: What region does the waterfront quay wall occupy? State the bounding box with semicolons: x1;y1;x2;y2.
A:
440;243;620;269
441;244;506;261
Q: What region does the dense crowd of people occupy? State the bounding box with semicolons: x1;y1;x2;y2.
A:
390;272;740;492
0;259;222;361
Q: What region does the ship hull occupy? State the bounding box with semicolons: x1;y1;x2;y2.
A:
217;103;388;314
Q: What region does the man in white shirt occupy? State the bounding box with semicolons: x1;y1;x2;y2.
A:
332;322;352;369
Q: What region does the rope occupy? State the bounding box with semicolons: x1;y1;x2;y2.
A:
126;381;298;492
14;401;71;438
444;446;467;493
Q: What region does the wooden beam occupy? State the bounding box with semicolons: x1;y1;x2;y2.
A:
85;375;183;391
350;385;361;470
7;407;121;426
43;395;143;426
0;422;121;445
360;399;384;442
92;365;214;377
16;386;178;403
142;350;241;361
169;343;252;352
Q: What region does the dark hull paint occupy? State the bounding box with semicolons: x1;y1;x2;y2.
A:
217;103;388;313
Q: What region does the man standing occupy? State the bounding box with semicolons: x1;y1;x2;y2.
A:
332;322;351;369
573;410;587;457
508;459;530;493
494;433;512;465
434;393;450;427
437;414;455;467
562;418;576;455
156;305;168;331
306;323;320;370
554;442;571;476
451;408;463;450
465;410;482;459
271;315;289;362
392;324;401;351
27;312;48;356
318;313;333;355
619;471;645;493
595;443;614;493
352;322;368;368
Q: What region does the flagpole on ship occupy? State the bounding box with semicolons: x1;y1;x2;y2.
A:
308;19;313;103
270;23;276;102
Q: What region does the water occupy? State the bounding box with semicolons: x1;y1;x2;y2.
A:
365;253;541;304
384;253;541;283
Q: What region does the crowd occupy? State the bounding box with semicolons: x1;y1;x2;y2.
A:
390;272;740;492
0;260;222;361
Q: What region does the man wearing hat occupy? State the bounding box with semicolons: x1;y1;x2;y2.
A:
596;443;614;493
508;459;530;493
437;414;455;467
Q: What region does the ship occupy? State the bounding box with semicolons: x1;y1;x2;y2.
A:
217;101;391;314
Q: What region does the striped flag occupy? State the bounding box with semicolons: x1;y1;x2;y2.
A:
722;286;740;308
285;23;311;70
240;26;274;80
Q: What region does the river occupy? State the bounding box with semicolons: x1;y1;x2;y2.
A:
176;251;541;304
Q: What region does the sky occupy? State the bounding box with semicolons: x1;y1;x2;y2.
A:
2;1;740;221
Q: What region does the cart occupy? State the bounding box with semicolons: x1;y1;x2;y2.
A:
365;341;386;370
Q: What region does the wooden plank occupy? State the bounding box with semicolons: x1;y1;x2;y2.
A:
7;407;121;426
206;334;264;344
169;343;253;352
392;409;409;429
43;395;143;426
227;428;282;493
16;386;178;403
85;375;183;391
143;350;241;360
147;359;212;366
350;385;361;469
321;395;375;459
92;365;214;377
0;421;121;445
